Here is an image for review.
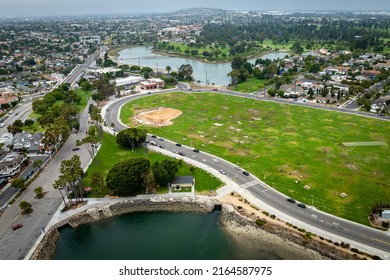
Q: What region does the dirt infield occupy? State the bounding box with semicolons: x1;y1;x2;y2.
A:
135;107;182;126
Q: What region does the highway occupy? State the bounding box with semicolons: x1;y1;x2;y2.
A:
104;89;390;258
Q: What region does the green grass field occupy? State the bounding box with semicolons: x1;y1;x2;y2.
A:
234;78;267;93
120;92;390;225
83;133;222;197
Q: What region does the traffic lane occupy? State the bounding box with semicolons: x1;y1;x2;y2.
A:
249;185;390;253
149;136;251;181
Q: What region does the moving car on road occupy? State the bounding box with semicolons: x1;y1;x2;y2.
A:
211;158;219;163
219;169;226;175
297;203;306;209
242;171;249;176
287;198;296;203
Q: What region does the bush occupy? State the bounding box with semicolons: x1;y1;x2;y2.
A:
270;214;276;219
351;248;360;253
255;219;267;227
297;228;306;233
262;211;269;216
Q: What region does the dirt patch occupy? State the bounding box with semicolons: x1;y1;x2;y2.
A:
346;163;358;170
134;107;182;127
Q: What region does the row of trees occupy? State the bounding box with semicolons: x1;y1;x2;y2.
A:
106;158;179;195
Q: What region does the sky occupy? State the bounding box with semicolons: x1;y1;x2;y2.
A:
0;0;389;17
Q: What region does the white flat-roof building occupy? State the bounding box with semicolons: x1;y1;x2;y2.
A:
115;76;144;87
87;67;121;78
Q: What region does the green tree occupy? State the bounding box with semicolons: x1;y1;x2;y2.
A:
34;187;44;199
177;64;194;81
231;56;247;70
267;88;276;97
151;159;179;188
165;65;171;75
33;159;43;169
55;155;84;205
90;172;105;197
19;201;33;215
106;158;151;195
11;178;26;189
116;128;147;150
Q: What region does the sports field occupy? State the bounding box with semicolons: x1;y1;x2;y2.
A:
120;92;390;225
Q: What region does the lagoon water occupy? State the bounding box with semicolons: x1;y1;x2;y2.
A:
118;46;289;86
54;210;278;260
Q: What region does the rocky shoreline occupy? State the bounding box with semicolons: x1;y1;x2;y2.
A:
30;197;360;260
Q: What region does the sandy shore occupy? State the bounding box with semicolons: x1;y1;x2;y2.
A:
218;193;361;260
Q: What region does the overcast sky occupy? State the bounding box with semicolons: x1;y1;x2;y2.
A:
1;0;389;17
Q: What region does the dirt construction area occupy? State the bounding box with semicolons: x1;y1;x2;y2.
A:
134;107;182;126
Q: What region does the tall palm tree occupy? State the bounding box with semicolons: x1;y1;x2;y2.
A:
166;65;171;75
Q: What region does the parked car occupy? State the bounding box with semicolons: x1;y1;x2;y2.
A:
151;135;157;138
193;148;199;153
297;203;306;209
0;123;4;128
242;171;250;176
72;147;80;151
211;158;219;163
219;169;226;175
159;145;164;149
159;137;164;141
234;166;241;170
175;143;182;147
172;150;179;154
179;152;185;156
12;224;23;231
287;198;296;204
150;141;157;146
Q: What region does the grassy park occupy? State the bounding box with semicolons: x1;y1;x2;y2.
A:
83;133;222;197
233;78;268;93
27;89;92;133
120;92;390;225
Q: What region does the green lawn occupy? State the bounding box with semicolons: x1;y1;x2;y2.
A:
234;78;268;93
120;92;390;225
83;133;222;197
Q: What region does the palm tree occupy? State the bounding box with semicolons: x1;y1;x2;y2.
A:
166;65;171;75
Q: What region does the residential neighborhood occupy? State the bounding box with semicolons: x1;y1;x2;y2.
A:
0;4;389;268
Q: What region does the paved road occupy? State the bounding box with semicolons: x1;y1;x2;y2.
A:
103;89;390;258
63;50;100;85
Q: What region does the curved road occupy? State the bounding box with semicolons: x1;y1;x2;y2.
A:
104;88;390;258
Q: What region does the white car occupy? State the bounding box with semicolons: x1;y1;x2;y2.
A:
0;123;4;128
211;158;219;163
219;169;226;175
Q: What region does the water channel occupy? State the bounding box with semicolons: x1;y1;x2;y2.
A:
117;46;289;86
54;210;278;260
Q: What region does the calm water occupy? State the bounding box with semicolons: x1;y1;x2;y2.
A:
54;211;278;260
118;46;289;86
